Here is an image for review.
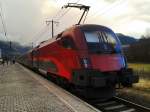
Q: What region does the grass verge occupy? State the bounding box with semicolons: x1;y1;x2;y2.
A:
117;63;150;108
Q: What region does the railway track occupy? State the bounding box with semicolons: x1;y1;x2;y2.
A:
89;96;150;112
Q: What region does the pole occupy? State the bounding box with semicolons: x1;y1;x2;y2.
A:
32;42;33;49
31;42;33;66
52;20;54;37
46;20;59;38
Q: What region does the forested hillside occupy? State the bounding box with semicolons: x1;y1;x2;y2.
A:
116;33;137;45
124;36;150;62
0;40;31;57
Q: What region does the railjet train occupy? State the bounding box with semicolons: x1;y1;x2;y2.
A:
19;24;139;100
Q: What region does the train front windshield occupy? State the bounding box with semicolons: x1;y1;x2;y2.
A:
84;31;121;54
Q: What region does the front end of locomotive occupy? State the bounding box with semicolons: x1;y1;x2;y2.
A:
72;25;139;99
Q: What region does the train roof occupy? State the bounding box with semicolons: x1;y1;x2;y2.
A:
74;24;114;32
29;24;115;51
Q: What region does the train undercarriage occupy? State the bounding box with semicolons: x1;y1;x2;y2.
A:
33;67;139;100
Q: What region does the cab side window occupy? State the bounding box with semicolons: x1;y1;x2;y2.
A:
61;37;75;49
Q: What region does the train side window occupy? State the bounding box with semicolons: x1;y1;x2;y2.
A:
61;37;75;49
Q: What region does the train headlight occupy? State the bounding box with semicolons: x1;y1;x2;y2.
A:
80;58;91;69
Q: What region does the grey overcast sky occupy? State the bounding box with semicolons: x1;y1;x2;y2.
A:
0;0;150;45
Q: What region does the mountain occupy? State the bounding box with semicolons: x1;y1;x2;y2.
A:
116;33;138;45
0;40;31;58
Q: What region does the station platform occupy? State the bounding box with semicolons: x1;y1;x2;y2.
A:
0;63;100;112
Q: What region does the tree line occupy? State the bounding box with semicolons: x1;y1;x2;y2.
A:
124;36;150;63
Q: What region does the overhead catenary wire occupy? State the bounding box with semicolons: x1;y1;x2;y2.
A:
53;0;72;19
53;9;64;19
87;0;124;22
0;1;8;41
75;0;81;4
56;8;71;21
30;0;81;46
66;0;80;4
31;0;70;44
31;25;50;43
67;0;71;3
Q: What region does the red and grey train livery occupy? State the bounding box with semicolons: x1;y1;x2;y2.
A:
18;24;139;100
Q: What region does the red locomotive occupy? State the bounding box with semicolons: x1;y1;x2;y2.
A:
19;24;138;100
